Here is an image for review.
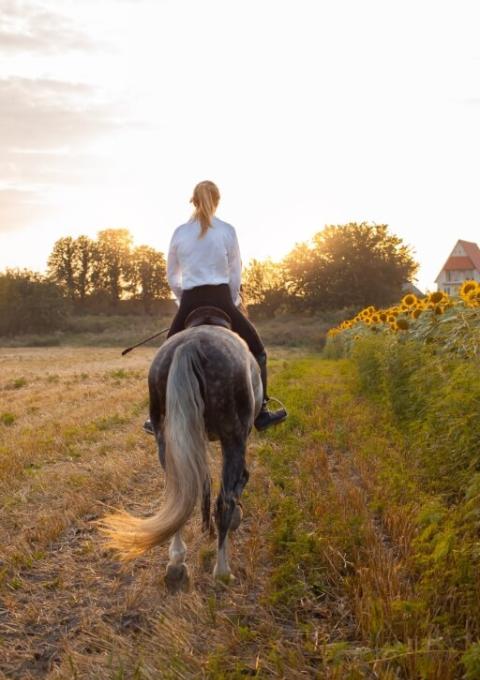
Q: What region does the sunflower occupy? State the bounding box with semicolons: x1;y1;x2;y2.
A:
466;290;480;307
428;291;445;304
395;318;410;331
340;320;353;330
412;308;423;319
460;280;478;299
379;312;388;323
402;294;418;308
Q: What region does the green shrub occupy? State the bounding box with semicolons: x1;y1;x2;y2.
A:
0;270;67;336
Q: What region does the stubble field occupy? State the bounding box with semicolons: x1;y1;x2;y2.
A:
0;345;467;679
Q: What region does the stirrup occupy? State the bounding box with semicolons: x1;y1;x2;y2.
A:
254;397;288;432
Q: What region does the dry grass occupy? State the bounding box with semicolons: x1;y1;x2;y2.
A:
0;347;468;679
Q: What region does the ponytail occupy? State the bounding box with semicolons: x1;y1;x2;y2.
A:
190;181;220;237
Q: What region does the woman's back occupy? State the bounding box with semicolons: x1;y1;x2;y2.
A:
167;216;241;303
172;217;236;284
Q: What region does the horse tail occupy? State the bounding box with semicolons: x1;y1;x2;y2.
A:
100;340;208;560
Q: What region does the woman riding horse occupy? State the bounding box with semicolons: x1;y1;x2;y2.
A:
144;180;287;433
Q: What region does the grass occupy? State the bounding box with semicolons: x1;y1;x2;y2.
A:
0;310;346;351
0;346;476;678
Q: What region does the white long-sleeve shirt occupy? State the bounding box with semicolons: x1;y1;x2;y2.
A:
166;216;242;306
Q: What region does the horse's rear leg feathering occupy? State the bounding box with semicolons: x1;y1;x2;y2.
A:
99;340;208;561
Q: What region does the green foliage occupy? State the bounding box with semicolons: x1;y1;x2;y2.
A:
0;412;16;426
326;293;480;360
349;334;480;500
47;229;170;310
126;244;169;313
331;328;480;663
462;643;480;679
0;269;67;336
242;258;289;315
47;235;96;302
283;222;417;310
91;228;133;304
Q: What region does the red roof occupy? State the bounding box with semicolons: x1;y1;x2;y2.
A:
444;256;475;271
460;240;480;271
436;240;480;281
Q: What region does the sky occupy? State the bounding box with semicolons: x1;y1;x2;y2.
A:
1;0;479;291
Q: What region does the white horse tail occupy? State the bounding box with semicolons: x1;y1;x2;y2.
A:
100;340;208;560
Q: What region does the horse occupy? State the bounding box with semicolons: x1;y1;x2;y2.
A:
100;307;263;591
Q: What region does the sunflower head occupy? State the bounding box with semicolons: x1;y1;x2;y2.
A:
396;318;410;331
466;289;480;307
402;294;417;308
412;308;423;319
429;291;445;304
460;280;478;299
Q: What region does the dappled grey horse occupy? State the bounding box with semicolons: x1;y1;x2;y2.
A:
101;309;263;590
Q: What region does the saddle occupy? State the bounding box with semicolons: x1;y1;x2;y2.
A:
184;306;232;331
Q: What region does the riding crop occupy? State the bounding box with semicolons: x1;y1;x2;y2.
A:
121;327;170;356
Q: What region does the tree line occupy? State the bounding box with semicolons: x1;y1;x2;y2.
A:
46;229;169;312
0;222;418;335
243;222;417;313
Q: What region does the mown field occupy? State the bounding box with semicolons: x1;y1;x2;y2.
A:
0;342;478;678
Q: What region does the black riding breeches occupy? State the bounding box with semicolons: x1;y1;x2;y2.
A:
167;284;265;357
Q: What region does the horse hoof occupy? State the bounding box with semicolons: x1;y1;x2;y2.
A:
213;567;235;585
229;504;243;532
165;562;190;594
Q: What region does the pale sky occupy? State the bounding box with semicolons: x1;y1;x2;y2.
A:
1;0;479;291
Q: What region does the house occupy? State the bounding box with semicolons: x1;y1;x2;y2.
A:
435;240;480;295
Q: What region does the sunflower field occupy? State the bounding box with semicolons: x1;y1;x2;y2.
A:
323;280;480;676
326;279;480;359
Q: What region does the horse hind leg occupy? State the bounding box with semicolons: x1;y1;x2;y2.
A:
164;532;190;594
213;438;249;582
229;468;249;532
202;474;215;537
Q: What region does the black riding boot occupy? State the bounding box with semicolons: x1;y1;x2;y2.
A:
253;352;288;431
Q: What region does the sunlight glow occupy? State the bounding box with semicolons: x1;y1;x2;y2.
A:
1;0;480;291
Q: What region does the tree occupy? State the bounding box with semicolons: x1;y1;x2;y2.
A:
93;229;133;305
47;237;77;301
283;223;418;310
0;270;67;336
127;245;169;313
47;235;96;304
242;258;288;315
75;235;96;303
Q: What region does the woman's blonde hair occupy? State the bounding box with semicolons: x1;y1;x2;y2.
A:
190;180;220;237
